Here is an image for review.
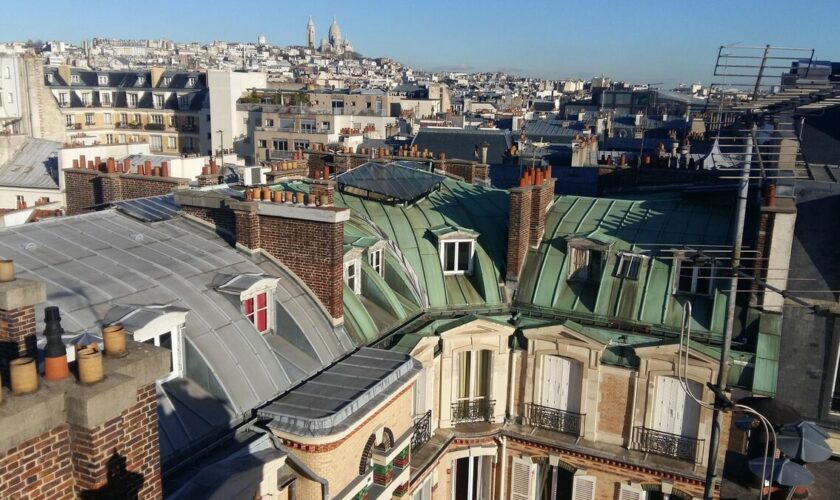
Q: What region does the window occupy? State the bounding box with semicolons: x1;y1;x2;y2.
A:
676;256;713;295
167;137;176;149
133;113;141;124
98;75;108;85
80;93;91;106
322;121;330;130
151;114;163;125
263;118;274;127
258;139;267;148
540;355;582;413
85;113;94;125
128;93;138;107
130;319;186;379
568;247;602;282
65;115;74;126
441;240;474;275
101;92;111;106
652;376;701;439
150;135;162;151
137;76;146;85
242;292;270;333
103;113;112;124
369;249;383;277
178;95;189;108
46;73;53;83
300;119;315;131
455;350;492;401
120;113;128;124
187;77;196;87
70;74;80;84
272;139;288;151
615;252;645;280
344;260;360;294
293;139;310;150
58;93;68;106
453;456;493;500
162;77;171;86
154;94;164;109
106;133;114;144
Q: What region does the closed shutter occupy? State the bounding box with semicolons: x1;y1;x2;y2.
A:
510;457;535;500
541;356;582;413
653;376;681;435
618;484;646;500
571;475;596;500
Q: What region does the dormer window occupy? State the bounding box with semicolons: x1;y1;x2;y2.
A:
137;76;146;85
344;260;361;294
127;93;138;108
104;306;188;381
98;75;108;85
431;224;478;276
70;74;80;84
242;292;270;333
614;252;646;280
568;247;602;282
214;273;279;335
162;76;171;86
675;255;714;295
46;73;53;83
369;249;383;277
187;77;196;87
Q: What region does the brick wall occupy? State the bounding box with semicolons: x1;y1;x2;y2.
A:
598;371;633;438
181;205;236;239
506;187;532;283
0;305;36;357
259;214;344;319
280;384;413;500
63;168;189;215
69;383;161;498
0;426;74;499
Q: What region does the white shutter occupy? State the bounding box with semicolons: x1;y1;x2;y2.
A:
541;356;582;413
653;376;679;434
541;356;561;408
571;475;596;500
510;457;536;500
618;484;646;500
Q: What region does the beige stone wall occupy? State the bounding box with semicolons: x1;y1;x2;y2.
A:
277;385;414;500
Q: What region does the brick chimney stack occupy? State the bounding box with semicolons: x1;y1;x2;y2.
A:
0;259;46;359
506;166;555;288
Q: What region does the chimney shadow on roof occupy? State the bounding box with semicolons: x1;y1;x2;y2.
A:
80;451;145;500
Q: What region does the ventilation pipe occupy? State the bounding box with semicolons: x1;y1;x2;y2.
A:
43;306;70;381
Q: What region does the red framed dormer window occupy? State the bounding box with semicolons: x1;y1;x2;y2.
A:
243;292;269;334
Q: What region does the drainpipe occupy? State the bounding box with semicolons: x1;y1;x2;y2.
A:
507;350;518;419
495;436;507;500
249;422;330;500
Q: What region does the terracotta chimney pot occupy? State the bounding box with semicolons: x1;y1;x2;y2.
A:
77;348;104;384
72;159;79;169
160;161;170;177
10;358;38;395
123;158;131;173
295;192;304;205
273;190;283;203
102;323;127;358
0;259;15;283
106;158;115;174
285;191;293;203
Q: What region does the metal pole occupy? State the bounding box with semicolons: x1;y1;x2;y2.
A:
703;123;754;499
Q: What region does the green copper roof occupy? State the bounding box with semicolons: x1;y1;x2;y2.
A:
336;178;509;310
516;195;735;341
428;223;480;239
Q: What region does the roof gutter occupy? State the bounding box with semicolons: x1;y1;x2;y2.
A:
248;422;330;500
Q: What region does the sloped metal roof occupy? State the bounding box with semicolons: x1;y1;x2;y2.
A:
0;138;61;189
336;161;445;202
0;209;357;464
114;194;180;222
259;348;419;436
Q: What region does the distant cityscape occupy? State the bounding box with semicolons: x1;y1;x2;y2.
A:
0;16;840;500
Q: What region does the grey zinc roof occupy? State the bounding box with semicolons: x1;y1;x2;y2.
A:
259;348;419;437
411;127;512;164
0;138;61;189
0;209;356;464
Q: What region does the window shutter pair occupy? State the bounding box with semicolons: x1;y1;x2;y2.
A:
510;458;596;500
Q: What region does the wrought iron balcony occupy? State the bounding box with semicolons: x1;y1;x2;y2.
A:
411;410;432;451
451;399;494;424
526;403;584;437
633;426;704;463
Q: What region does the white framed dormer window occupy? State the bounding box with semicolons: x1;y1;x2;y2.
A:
115;307;188;382
187;76;196;87
128;93;138;108
242;291;271;334
162;76;171;86
675;255;714;295
98;75;108;85
568;246;603;282
441;240;474;275
615;252;647;280
70;74;80;84
344;259;361;294
101;92;111;106
46;73;53;83
369;248;383;277
137;76;146;85
58;92;68;106
154;94;164;109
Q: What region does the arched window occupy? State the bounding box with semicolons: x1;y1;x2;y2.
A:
359;434;376;475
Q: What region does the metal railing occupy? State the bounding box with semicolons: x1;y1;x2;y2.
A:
411;410;432;451
526;403;584;436
451;399;494;424
633;426;704;463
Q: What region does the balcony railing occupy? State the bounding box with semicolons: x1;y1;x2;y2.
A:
526;403;584;437
180;124;197;133
451;399;494;424
145;123;165;131
633;426;704;463
411;410;432;452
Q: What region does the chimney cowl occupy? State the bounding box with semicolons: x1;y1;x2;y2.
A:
43;306;66;358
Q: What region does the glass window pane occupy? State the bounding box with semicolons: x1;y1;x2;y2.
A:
457;351;470;399
696;265;712;294
257;309;267;332
243;297;254;315
257;292;267;309
457;242;471;271
444;242;456;271
678;261;694;292
159;332;172;350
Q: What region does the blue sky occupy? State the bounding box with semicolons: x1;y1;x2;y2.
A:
2;0;838;85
